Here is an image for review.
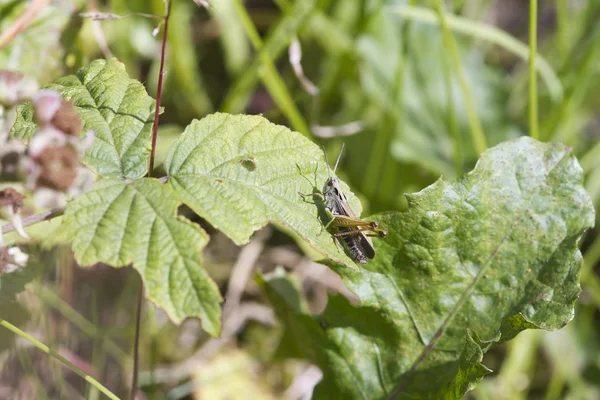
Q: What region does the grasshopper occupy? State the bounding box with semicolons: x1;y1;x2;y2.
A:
300;144;386;264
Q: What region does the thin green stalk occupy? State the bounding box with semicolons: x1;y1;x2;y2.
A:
498;330;540;399
390;5;563;102
556;0;568;58
581;235;600;309
529;0;539;140
87;290;102;400
231;0;311;136
583;233;600;282
0;318;121;400
436;6;462;176
222;0;316;114
433;0;487;155
541;30;600;142
148;303;157;400
43;307;69;397
362;0;414;199
579;142;600;173
581;264;600;312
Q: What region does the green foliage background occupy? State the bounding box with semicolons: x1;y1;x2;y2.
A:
2;0;600;399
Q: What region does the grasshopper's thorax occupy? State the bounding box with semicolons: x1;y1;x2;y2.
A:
323;177;347;214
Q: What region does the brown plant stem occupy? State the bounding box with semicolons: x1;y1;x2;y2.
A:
131;1;173;399
0;0;51;49
1;207;64;235
147;0;173;176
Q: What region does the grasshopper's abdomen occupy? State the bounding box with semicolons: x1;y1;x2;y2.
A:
339;227;368;264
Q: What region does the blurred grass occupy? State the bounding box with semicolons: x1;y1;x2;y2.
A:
2;0;600;399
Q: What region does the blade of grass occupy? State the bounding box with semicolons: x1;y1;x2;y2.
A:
362;0;410;199
555;0;568;58
498;330;541;400
529;0;539;140
580;234;600;309
224;0;315;137
167;1;214;115
541;25;600;142
210;0;250;74
33;284;128;361
87;289;102;400
438;8;463;176
390;4;563;103
0;318;121;400
434;0;487;155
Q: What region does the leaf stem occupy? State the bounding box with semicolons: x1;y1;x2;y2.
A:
136;1;172;398
529;0;539;140
130;274;144;400
0;318;121;400
147;0;172;176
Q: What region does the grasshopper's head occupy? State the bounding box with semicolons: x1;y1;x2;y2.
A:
322;144;347;203
323;176;342;196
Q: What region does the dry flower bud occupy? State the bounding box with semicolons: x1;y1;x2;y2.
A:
0;188;30;240
51;101;83;137
33;89;63;124
28;126;67;158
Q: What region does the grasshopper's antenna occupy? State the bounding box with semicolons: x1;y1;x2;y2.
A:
322;145;332;177
332;143;345;174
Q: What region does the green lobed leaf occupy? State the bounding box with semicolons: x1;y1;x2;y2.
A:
64;178;222;336
165;112;364;268
10;57;155;180
263;137;595;399
9;102;37;141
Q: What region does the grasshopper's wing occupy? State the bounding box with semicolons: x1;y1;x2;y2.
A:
336;196;357;218
353;231;375;259
336;199;376;259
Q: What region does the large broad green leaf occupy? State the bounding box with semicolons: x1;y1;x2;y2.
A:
263;137;595;399
10;58;156;180
165;112;364;268
64;178;222;336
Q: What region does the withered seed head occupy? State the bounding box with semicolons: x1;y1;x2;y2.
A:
36;146;79;191
0;187;26;213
